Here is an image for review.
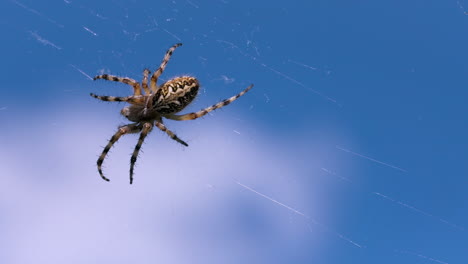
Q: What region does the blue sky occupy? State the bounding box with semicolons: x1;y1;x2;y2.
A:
1;0;468;263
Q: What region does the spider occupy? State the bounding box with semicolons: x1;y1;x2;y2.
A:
90;43;253;184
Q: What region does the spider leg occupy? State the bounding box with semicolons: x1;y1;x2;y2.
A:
90;93;145;104
150;43;183;93
155;121;188;147
164;84;253;121
129;122;153;184
97;123;142;182
141;69;151;95
94;74;143;96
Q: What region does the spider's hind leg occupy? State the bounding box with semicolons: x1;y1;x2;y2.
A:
155;121;188;147
130;122;153;184
150;43;183;92
97;123;142;182
164;84;253;121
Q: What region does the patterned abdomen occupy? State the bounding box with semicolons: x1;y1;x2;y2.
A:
152;76;200;114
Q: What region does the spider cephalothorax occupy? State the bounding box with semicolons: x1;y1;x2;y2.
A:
90;43;253;184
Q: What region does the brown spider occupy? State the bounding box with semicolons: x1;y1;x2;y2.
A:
91;43;253;184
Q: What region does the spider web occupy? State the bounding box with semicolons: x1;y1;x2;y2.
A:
1;0;467;264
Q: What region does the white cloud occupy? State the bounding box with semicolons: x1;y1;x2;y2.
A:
0;112;343;263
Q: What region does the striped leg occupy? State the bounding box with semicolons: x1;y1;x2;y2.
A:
142;69;151;95
150;43;182;92
154;121;188;147
164;84;253;121
97;124;142;182
94;74;142;96
129;122;153;184
90;93;145;104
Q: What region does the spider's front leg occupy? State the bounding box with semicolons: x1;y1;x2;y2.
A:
90;93;145;104
142;69;151;95
97;123;142;182
94;74;143;96
129;122;153;184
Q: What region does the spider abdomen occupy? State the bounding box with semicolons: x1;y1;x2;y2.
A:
153;76;200;114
